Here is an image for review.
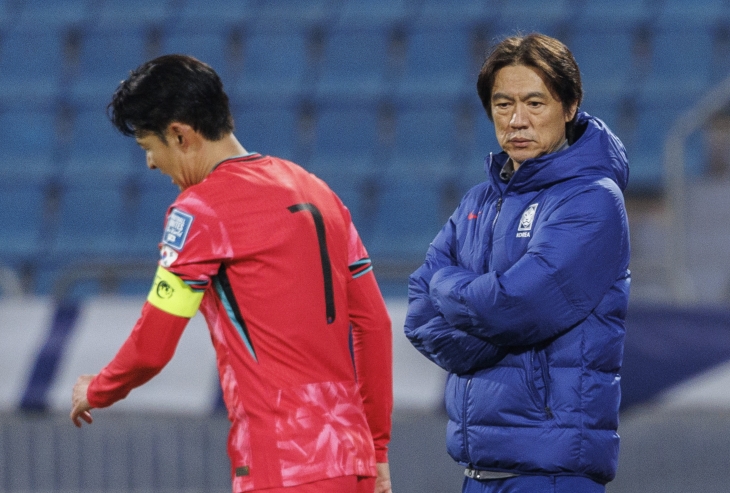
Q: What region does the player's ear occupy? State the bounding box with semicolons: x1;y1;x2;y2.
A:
167;122;195;150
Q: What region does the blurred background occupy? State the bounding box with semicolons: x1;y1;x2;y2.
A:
2;0;730;491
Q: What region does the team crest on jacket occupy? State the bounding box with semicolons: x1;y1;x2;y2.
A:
517;203;538;238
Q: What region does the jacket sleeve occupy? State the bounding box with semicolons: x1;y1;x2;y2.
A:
404;215;507;372
430;183;628;347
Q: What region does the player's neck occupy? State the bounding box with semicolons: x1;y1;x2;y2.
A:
202;133;248;175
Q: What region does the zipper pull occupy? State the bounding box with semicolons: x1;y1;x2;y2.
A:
545;406;554;419
496;197;503;212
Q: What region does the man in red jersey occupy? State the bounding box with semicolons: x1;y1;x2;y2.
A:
70;55;393;493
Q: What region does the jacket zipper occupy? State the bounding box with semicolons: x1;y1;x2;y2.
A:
492;197;503;229
486;197;503;270
530;350;554;419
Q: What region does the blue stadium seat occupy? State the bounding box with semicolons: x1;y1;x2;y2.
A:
0;181;46;258
394;24;473;102
575;0;654;32
462;105;499;186
0;109;59;181
368;169;446;260
655;0;730;30
625;107;676;191
640;31;713;108
0;29;64;108
308;105;382;173
129;179;179;254
53;183;129;257
160;30;230;83
230;28;311;103
253;0;336;25
62;109;139;182
336;0;416;28
495;0;573;35
232;104;299;161
389;103;458;175
14;0;92;29
95;0;172;28
570;31;635;100
0;2;14;31
176;0;256;29
314;27;392;104
68;29;148;108
417;0;490;24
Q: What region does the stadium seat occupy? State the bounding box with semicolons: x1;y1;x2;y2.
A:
308;104;383;173
14;0;92;29
569;31;635;100
68;29;148;109
394;24;473;102
495;0;573;35
389;103;459;175
160;30;230;83
230;28;311;103
336;0;416;28
232;104;299;161
314;27;393;104
417;0;490;24
0;29;65;108
639;31;713;108
53;183;129;258
129;178;179;255
0;109;60;181
655;0;730;30
176;0;257;29
625;107;678;191
253;0;336;25
62;109;139;182
575;0;654;32
94;0;172;29
0;181;46;258
368;169;448;260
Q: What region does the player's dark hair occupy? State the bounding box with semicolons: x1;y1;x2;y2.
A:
476;33;583;138
108;54;234;142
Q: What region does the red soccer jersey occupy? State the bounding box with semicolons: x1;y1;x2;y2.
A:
87;154;393;492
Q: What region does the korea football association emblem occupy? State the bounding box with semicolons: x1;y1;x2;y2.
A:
160;245;179;268
516;203;538;238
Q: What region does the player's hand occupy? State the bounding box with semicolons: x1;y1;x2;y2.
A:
70;374;95;427
375;462;392;493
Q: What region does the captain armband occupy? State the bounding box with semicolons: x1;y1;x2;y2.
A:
147;266;204;318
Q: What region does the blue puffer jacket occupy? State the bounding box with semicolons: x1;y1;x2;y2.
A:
404;112;630;484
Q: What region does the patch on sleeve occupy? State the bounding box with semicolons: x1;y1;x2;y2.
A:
162;208;194;251
159;245;179;268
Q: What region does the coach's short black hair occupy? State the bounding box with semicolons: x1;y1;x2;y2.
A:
108;54;234;142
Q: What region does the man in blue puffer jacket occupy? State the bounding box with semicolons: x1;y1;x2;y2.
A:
404;33;630;493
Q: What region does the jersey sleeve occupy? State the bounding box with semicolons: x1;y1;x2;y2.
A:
86;301;189;408
158;198;229;290
345;214;393;463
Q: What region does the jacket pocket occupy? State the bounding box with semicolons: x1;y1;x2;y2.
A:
527;349;554;420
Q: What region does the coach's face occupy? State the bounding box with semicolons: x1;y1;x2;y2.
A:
491;64;577;169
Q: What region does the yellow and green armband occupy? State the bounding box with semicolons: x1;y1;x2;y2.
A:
147;266;204;318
